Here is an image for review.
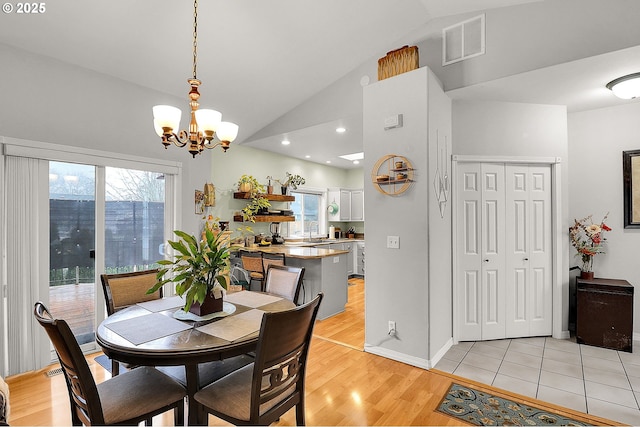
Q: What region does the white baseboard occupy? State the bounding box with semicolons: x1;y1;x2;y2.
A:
554;329;570;340
430;338;454;367
364;341;453;370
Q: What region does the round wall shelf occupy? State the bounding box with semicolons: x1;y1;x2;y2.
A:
371;154;415;196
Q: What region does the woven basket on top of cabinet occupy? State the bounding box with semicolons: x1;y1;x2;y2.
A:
377;45;419;81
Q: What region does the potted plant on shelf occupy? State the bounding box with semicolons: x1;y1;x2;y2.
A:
569;213;612;280
147;229;230;316
277;172;305;195
241;195;271;222
237;174;263;195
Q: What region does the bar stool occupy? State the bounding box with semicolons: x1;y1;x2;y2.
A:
238;250;265;290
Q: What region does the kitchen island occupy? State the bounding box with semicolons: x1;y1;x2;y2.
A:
235;245;348;320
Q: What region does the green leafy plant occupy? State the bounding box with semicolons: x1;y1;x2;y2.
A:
237;174;264;196
241;195;271;222
277;172;306;190
148;229;229;312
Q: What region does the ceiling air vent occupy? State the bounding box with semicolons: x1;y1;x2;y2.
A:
442;14;485;66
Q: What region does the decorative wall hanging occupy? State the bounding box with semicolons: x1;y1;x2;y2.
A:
195;189;204;214
371;154;415;196
433;130;449;218
204;182;215;207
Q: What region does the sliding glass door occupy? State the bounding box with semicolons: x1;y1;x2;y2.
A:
104;167;165;273
47;163;166;350
48;162;96;345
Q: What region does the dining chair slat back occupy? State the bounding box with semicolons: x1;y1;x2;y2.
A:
194;293;323;426
100;269;161;316
264;265;305;305
33;301;186;426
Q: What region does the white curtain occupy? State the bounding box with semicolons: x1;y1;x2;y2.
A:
5;156;50;375
0;150;6;376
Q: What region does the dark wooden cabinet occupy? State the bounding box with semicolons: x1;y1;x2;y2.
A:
576;278;634;352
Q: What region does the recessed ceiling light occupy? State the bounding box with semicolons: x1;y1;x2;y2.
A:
336;127;346;133
339;152;364;161
281;139;290;145
326;160;331;164
353;160;360;165
305;155;311;158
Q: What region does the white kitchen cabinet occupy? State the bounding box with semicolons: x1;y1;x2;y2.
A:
328;188;364;222
356;242;365;276
342;241;354;276
350;190;364;221
339;190;351;221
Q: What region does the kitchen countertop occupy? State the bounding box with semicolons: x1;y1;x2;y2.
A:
282;238;364;248
235;245;348;259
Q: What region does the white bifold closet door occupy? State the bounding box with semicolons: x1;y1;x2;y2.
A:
457;162;552;341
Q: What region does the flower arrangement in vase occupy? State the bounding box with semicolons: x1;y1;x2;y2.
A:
569;213;611;279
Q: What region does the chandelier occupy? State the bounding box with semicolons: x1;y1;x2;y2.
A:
152;0;238;158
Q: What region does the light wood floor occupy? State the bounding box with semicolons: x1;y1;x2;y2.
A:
6;279;620;426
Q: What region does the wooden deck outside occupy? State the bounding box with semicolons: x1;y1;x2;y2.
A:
49;283;97;342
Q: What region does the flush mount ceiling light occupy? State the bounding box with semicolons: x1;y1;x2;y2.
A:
336;127;346;133
606;72;640;99
152;0;238;158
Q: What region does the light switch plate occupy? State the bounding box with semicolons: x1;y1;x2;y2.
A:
387;236;400;249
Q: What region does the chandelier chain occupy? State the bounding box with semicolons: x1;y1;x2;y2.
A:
192;0;198;79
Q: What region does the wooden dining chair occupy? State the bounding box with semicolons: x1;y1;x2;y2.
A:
264;265;305;305
261;253;285;289
100;269;161;375
238;250;265;290
33;301;186;426
100;269;161;316
194;293;323;426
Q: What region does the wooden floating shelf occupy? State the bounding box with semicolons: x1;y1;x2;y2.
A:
233;192;295;202
376;179;413;185
233;215;295;222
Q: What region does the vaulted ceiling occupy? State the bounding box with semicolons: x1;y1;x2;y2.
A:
1;0;639;168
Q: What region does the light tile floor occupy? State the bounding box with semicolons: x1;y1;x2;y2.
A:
435;337;640;425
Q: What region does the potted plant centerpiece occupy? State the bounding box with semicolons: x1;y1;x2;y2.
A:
148;228;230;316
569;213;612;280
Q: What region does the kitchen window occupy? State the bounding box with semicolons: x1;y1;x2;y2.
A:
289;190;325;237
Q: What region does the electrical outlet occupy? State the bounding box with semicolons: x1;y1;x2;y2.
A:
387;235;399;249
388;320;396;335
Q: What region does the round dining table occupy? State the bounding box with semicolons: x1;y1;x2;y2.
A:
96;291;295;425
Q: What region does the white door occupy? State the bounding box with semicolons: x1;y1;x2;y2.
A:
456;162;552;341
456;163;506;341
505;165;552;337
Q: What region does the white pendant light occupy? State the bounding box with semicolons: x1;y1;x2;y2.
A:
606;73;640;100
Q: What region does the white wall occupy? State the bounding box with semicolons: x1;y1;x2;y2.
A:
210;143;354;237
0;43;209;235
363;67;452;367
568;102;640;335
452;100;571;333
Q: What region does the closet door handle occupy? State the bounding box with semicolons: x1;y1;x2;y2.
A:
484;259;489;263
524;258;529;261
